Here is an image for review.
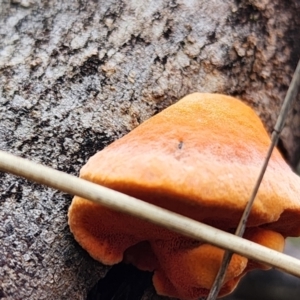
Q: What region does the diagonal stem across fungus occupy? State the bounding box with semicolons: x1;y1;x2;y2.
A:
207;59;300;300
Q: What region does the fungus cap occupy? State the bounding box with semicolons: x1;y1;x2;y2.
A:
68;93;300;299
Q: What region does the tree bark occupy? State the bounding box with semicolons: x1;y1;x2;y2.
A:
0;0;299;299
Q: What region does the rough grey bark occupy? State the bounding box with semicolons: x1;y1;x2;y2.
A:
0;0;299;299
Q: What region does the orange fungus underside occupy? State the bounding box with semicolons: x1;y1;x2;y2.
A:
68;93;300;300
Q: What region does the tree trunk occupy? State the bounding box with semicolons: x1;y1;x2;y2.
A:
0;0;299;299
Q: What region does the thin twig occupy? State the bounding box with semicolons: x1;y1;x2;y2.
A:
207;59;300;300
1;150;300;277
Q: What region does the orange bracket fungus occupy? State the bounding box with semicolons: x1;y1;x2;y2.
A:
68;93;300;300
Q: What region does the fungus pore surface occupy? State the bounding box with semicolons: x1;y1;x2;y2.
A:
68;93;300;299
